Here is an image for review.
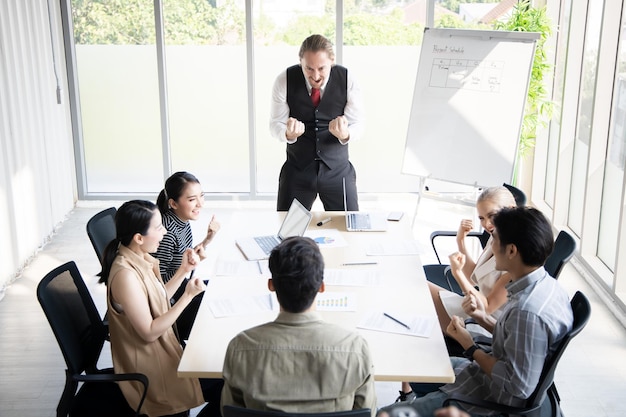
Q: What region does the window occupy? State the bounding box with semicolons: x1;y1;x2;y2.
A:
253;0;334;194
544;0;574;208
71;0;428;196
163;1;249;192
73;0;163;193
598;10;626;276
567;0;604;236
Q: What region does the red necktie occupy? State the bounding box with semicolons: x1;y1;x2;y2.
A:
311;87;320;107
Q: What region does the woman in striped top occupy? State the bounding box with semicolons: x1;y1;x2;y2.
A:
153;172;224;417
153;171;220;340
154;171;220;286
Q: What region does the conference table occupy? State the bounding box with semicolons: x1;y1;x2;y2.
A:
178;209;455;383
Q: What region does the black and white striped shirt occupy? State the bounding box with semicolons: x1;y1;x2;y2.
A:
153;210;193;283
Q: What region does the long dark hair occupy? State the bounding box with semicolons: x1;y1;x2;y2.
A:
156;171;200;214
99;200;157;284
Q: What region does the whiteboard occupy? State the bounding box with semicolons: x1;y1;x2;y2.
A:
402;28;539;187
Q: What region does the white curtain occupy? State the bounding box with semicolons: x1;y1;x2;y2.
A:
0;0;76;295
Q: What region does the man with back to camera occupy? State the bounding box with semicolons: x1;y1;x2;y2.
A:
270;34;364;211
220;236;376;416
377;207;574;417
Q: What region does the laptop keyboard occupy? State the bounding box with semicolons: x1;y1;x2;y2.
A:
348;213;371;230
254;235;281;254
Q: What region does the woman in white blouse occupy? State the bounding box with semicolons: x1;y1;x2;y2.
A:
430;186;517;331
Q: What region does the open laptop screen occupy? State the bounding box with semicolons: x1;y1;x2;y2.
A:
277;198;312;240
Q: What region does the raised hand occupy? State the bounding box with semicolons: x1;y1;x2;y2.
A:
448;251;466;273
285;117;305;141
457;219;474;239
181;248;200;275
446;315;473;348
184;276;205;299
329;115;349;141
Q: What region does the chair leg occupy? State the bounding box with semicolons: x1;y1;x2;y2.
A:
549;384;563;417
550;383;561;404
57;371;78;417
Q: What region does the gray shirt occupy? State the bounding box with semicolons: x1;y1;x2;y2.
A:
441;267;573;413
221;311;377;416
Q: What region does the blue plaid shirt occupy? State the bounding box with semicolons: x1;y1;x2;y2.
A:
441;267;573;414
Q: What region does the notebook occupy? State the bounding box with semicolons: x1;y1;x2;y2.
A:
236;198;313;260
343;178;388;232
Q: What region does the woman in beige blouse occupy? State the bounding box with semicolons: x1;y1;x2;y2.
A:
99;200;206;417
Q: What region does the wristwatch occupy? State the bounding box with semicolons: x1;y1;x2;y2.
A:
463;344;481;360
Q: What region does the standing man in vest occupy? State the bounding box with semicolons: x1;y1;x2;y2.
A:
270;34;364;211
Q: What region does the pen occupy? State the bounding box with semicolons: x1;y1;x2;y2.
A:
317;217;332;226
342;262;378;266
384;312;411;330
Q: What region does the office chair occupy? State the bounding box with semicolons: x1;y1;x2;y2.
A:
425;183;526;293
443;291;591;417
86;207;117;267
37;261;148;417
223;406;372;417
502;183;527;207
544;231;576;279
85;206;117;337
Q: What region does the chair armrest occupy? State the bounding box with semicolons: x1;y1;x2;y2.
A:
464;318;477;326
430;231;486;264
472;336;493;354
74;372;149;416
464;318;493;351
443;392;537;415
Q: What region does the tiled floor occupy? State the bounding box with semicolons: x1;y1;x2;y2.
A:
1;196;625;416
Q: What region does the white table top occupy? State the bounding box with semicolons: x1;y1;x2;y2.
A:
178;210;455;383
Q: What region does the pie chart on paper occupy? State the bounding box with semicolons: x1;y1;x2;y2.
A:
304;229;347;248
314;236;335;245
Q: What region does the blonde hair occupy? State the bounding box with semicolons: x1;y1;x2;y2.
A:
477;186;517;209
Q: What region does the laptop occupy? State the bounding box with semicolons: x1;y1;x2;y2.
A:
343;178;388;232
236;198;313;260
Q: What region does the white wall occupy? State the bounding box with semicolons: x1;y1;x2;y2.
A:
0;0;76;296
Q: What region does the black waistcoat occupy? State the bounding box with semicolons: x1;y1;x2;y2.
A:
285;65;349;170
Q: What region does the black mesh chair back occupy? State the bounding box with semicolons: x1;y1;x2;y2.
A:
526;291;590;409
86;207;117;266
37;261;108;375
86;207;117;334
503;183;527;207
37;261;147;417
544;231;576;279
223;406;372;417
